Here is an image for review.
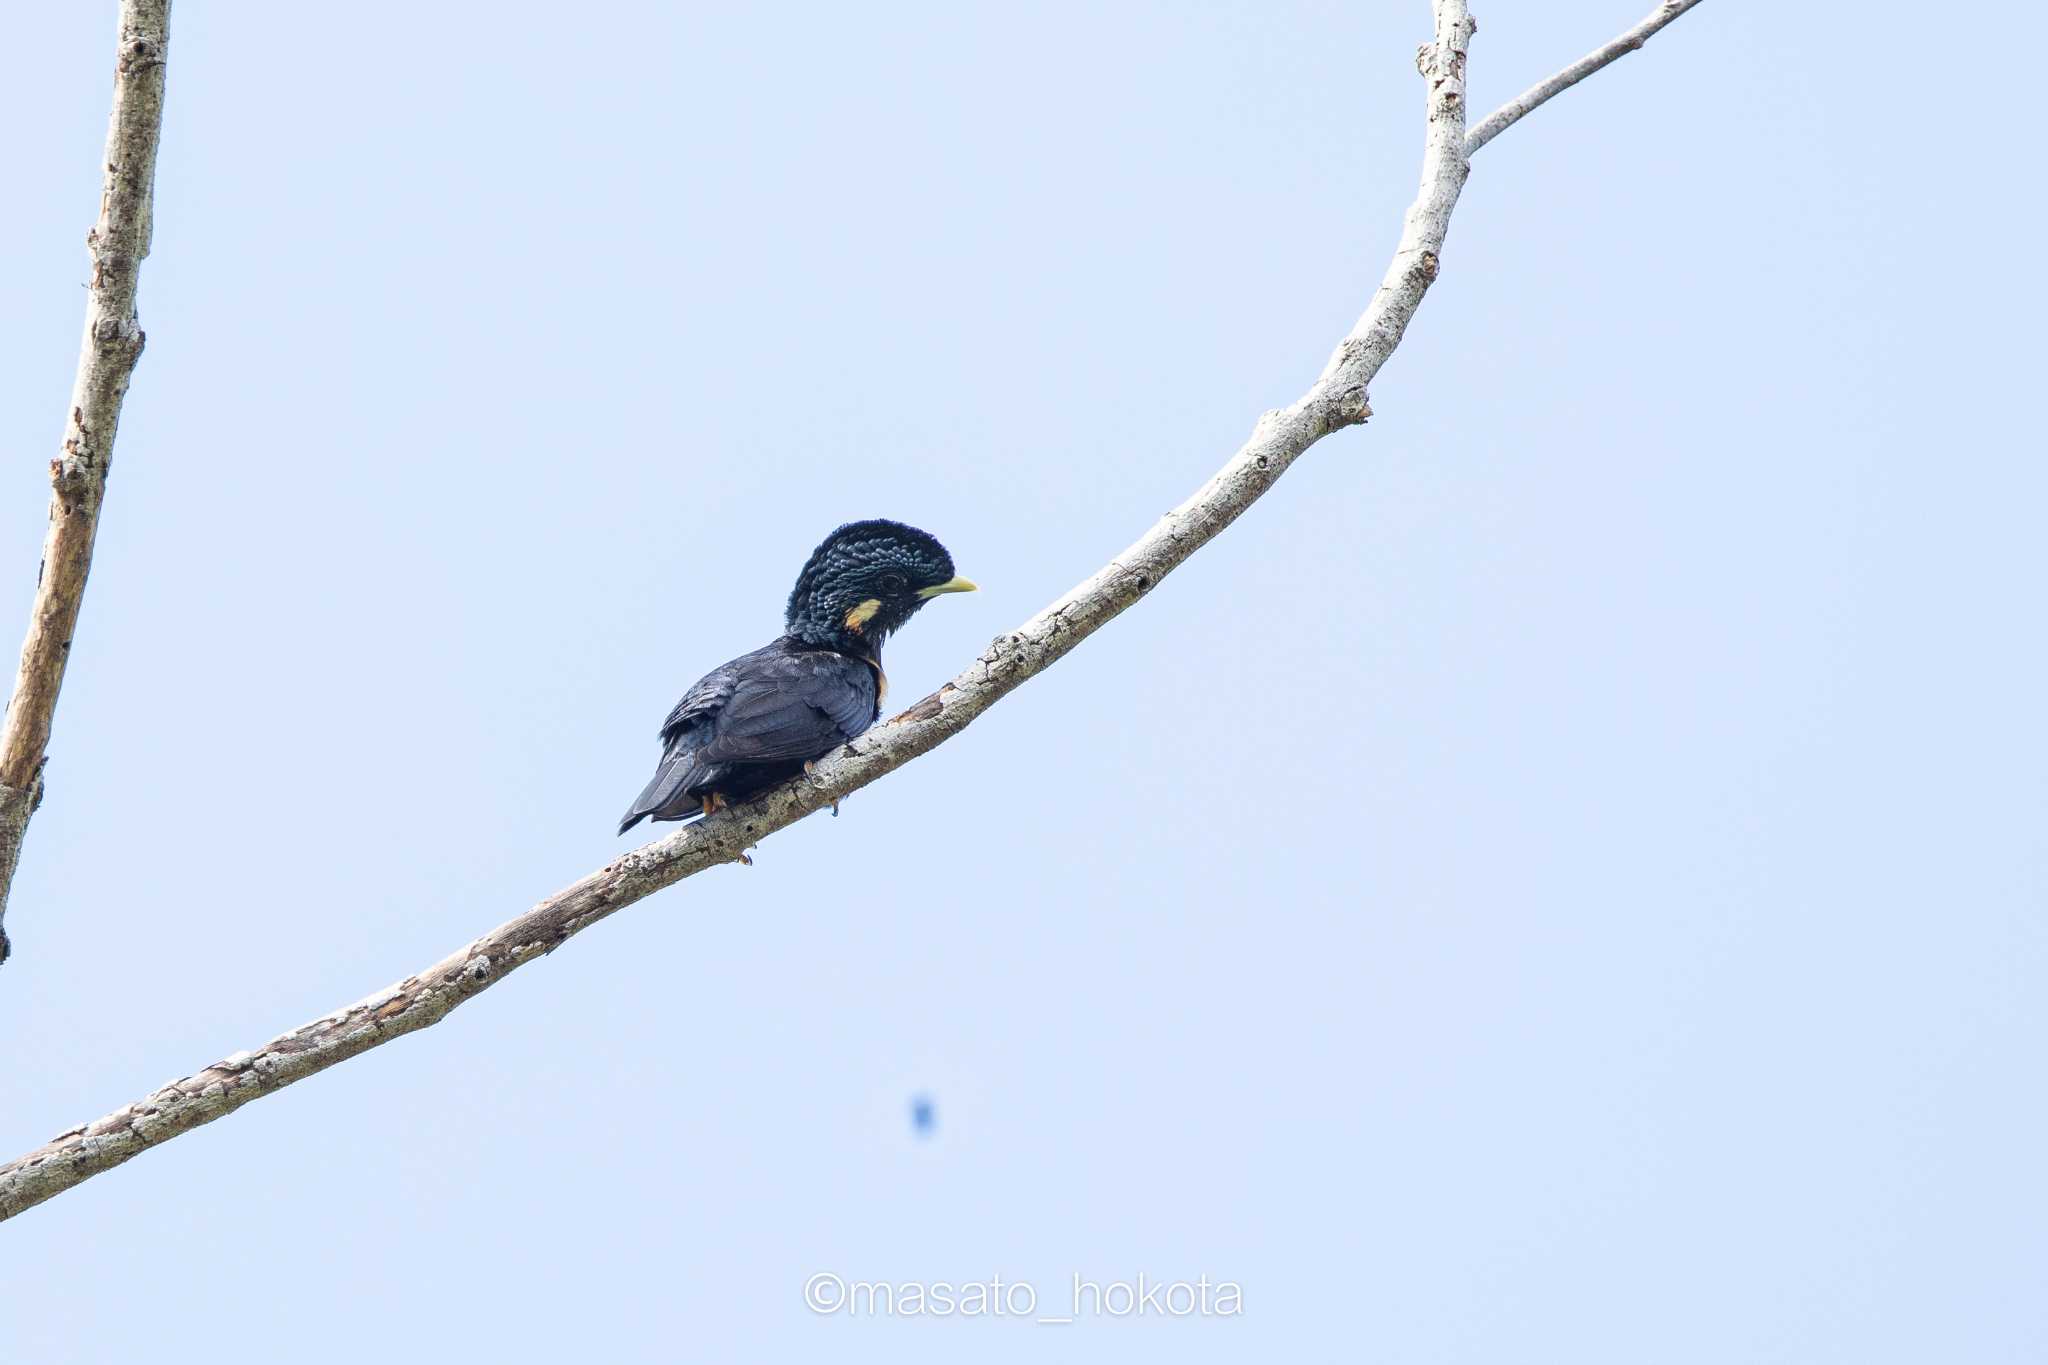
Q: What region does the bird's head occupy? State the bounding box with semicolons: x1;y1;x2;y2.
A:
785;520;976;651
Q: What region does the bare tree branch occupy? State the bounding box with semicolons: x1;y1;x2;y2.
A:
0;0;172;968
1465;0;1704;155
0;0;1706;1223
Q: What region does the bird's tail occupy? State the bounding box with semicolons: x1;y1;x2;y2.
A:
617;752;709;835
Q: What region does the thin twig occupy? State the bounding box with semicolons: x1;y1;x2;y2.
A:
0;0;173;967
1465;0;1705;155
0;0;1704;1223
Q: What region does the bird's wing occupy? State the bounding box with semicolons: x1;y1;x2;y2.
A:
659;664;741;747
696;650;878;764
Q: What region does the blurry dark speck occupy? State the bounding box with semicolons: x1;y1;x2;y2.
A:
910;1094;936;1138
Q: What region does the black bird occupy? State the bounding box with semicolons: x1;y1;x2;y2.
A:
618;520;976;835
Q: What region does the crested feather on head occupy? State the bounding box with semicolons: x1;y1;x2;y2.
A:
785;519;966;648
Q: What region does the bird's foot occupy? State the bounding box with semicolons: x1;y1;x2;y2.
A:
803;760;841;815
700;792;728;818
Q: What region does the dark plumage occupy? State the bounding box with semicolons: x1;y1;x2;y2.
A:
618;520;975;835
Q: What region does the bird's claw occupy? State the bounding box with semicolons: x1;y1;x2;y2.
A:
806;760;841;815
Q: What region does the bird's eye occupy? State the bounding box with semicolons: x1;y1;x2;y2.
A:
879;572;907;594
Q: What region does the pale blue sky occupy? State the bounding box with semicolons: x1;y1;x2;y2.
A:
2;3;2044;1361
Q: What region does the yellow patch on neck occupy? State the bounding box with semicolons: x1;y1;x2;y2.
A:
844;598;883;632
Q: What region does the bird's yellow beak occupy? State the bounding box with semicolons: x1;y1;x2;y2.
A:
917;575;978;598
